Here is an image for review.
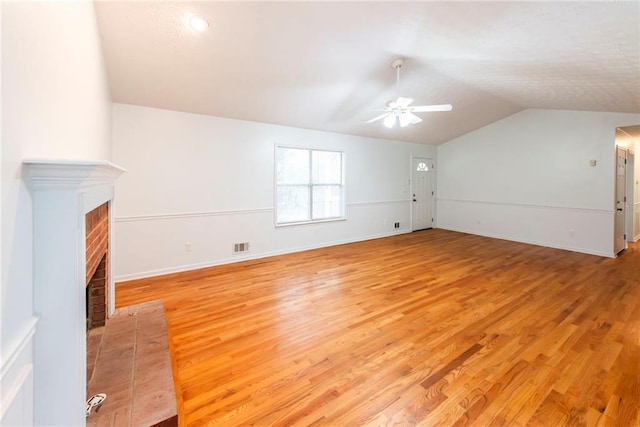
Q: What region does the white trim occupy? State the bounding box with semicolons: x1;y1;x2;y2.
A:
274;217;347;228
115;201;410;223
115;229;410;282
347;200;410;207
116;208;273;222
436;197;613;214
23;159;126;190
0;316;38;381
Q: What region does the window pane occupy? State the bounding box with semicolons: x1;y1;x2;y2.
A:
312;185;342;219
277;148;309;184
311;150;341;184
277;186;310;223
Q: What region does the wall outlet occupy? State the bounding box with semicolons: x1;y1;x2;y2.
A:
185;242;192;252
569;229;575;237
394;222;400;229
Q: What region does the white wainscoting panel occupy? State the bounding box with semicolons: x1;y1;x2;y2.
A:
436;198;615;257
114;201;411;281
1;317;38;426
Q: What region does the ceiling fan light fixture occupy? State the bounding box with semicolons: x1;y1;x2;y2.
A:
189;16;209;32
399;113;412;128
383;114;397;128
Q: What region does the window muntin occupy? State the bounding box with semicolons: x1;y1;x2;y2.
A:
416;162;429;172
276;147;344;225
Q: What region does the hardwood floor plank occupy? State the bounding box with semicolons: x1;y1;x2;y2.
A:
116;229;640;426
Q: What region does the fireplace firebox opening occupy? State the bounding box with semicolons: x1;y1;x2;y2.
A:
85;202;109;330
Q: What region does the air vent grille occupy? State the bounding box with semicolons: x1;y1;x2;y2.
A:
233;242;249;254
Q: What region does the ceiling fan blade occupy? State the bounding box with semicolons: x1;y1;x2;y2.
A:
365;113;389;124
395;97;414;107
408;113;423;124
411;104;453;112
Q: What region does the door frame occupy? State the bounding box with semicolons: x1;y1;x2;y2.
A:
410;156;435;231
614;146;629;254
625;151;634;243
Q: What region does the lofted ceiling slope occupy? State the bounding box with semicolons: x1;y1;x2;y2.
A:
95;1;640;145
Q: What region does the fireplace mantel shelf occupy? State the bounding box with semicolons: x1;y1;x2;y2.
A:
24;159;126;190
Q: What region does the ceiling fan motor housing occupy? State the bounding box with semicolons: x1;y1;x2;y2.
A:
391;58;404;69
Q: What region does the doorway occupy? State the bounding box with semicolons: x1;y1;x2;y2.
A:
411;157;434;231
626;152;635;244
616;126;640;245
614;146;626;254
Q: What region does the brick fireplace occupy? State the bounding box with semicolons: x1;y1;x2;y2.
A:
86;202;109;329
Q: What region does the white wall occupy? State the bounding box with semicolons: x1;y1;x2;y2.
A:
112;103;436;280
436;109;640;257
1;1;111;424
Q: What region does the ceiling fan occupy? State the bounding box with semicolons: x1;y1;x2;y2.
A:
366;58;452;128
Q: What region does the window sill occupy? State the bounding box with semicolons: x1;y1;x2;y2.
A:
275;217;347;228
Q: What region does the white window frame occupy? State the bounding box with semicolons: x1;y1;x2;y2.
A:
274;145;346;227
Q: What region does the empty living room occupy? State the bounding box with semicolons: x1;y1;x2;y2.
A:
2;1;640;426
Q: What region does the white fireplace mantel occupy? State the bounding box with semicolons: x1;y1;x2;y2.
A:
24;159;125;426
25;159;126;189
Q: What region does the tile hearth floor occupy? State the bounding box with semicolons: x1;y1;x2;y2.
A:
86;300;178;426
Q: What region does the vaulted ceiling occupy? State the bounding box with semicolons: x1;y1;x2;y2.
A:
95;1;640;145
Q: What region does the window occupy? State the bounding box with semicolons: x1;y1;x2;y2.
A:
416;162;429;172
276;146;344;225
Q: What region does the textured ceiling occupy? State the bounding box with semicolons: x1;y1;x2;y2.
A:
95;1;640;145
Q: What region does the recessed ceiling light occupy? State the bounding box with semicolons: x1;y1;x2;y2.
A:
189;16;209;32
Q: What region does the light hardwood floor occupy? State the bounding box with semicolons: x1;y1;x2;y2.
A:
116;229;640;426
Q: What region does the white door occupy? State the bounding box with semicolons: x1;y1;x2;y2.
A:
412;158;433;231
614;147;626;254
626;152;634;244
